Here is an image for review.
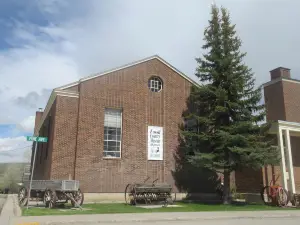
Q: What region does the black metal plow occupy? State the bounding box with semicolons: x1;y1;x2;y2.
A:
124;178;174;206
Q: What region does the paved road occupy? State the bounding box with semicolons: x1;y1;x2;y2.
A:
100;218;300;225
10;211;300;225
15;217;300;225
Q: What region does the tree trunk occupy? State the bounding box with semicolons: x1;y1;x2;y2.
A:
223;169;231;204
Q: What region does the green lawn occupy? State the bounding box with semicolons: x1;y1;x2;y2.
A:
22;202;300;216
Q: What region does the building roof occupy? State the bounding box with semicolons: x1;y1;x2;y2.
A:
35;55;199;134
269;67;291;72
56;55;200;90
263;77;300;88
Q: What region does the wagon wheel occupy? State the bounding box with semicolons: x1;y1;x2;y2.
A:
124;184;133;205
44;189;57;209
144;193;150;204
166;193;174;205
71;189;84;207
260;186;273;205
163;195;170;207
18;187;28;206
290;193;296;206
276;187;288;207
294;194;300;207
132;185;138;205
291;194;300;207
171;192;176;204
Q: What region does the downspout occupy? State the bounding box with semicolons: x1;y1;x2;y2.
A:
73;83;81;180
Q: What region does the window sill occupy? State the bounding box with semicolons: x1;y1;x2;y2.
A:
103;157;122;160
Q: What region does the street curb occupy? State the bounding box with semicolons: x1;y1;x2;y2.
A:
11;194;22;217
10;211;300;224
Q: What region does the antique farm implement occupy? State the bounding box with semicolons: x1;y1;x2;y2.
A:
18;180;84;209
125;177;173;206
260;175;289;207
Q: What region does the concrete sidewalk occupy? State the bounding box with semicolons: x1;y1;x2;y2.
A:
0;194;21;225
9;210;300;225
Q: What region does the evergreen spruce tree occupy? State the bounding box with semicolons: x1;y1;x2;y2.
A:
181;5;279;204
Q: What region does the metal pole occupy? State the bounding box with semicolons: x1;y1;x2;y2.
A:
27;141;38;210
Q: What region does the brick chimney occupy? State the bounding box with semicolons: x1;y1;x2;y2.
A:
270;67;291;80
34;108;43;134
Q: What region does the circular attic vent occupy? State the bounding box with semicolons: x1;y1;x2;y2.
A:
148;76;163;92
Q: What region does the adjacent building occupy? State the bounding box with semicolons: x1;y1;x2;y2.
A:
262;67;300;195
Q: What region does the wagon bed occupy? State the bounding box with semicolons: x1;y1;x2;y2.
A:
22;180;79;191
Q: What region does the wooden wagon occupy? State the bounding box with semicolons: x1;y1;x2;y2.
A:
18;180;84;209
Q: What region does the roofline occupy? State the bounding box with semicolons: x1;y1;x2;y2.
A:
277;120;300;127
59;55;200;90
269;67;291;72
56;81;80;90
34;90;79;135
268;120;300;136
263;77;300;88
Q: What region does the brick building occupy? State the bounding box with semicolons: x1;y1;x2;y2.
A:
262;67;300;195
31;55;200;193
31;55;300;197
233;67;300;195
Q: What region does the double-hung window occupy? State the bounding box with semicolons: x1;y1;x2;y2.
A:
103;108;122;158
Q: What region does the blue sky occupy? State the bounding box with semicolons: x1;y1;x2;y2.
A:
0;0;300;163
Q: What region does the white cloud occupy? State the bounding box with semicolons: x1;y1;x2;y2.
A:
18;116;35;133
0;136;31;162
0;136;28;152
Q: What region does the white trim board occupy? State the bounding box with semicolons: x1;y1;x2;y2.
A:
268;120;300;135
263;77;300;88
58;55;200;90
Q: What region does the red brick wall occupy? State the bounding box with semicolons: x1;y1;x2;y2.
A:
31;111;43;176
50;95;79;180
282;81;300;123
264;80;300;123
264;82;286;121
71;58;192;192
235;168;263;193
290;136;300;191
32;101;56;180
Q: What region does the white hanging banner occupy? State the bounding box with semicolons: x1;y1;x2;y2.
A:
147;126;163;161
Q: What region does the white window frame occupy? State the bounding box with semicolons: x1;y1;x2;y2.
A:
148;76;163;92
103;108;122;159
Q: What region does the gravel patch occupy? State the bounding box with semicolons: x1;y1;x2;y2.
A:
0;194;7;214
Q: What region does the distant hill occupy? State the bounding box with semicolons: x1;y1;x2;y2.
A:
0;162;28;174
0;162;29;190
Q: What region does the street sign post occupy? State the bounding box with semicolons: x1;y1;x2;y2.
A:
26;136;48;209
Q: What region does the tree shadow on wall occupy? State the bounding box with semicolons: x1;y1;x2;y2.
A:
171;86;224;203
171;126;223;203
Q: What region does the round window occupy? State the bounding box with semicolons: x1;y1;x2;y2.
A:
148;76;163;92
